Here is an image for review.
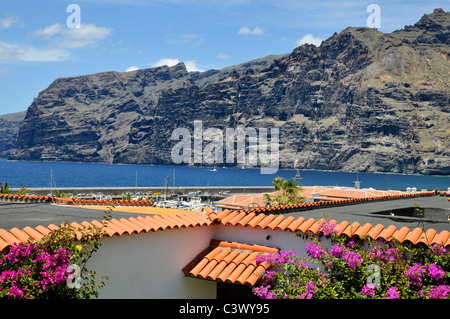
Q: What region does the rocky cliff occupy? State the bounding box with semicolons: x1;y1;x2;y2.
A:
0;111;25;158
9;9;450;175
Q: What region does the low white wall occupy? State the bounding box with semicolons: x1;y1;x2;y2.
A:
88;225;217;299
87;222;333;299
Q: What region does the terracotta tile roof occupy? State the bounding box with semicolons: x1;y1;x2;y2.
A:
213;187;347;209
0;193;54;203
211;190;439;218
70;198;154;207
213;186;390;210
0;193;154;207
0;190;448;254
203;208;450;248
214;194;267;210
182;239;278;286
0;210;212;251
311;188;406;200
71;205;194;215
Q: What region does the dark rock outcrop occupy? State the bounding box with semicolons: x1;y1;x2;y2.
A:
9;9;450;175
0;111;26;158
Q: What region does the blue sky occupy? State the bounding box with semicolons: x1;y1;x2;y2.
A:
0;0;447;115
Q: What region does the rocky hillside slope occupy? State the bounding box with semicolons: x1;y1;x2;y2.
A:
9;9;450;175
0;111;26;158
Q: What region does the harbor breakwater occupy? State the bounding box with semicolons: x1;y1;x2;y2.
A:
26;186;275;197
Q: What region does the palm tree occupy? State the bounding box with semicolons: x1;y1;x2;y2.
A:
0;182;30;195
263;177;305;207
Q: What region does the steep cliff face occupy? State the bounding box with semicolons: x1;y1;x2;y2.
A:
10;9;450;175
0;111;25;158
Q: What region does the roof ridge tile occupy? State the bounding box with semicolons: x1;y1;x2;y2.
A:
404;227;424;245
391;226;411;243
353;223;373;238
119;217;147;233
417;228;437;246
432;230;450;247
275;215;295;231
266;215;287;230
22;226;45;242
246;213;266;228
287;216;306;232
8;228;31;243
377;225;397;241
367;224;385;240
236;212;256;227
136;216;167;231
342;221;361;237
227;211;247;226
256;214;276;229
297;218;316;233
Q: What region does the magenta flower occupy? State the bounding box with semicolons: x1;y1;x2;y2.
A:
261;270;276;281
342;251;363;269
386;286;399;299
253;285;276;299
361;284;376;296
428;263;444;281
256;250;296;266
7;282;24;299
318;220;339;236
305;281;319;295
368;247;400;264
405;263;427;286
428;285;450;299
430;243;446;256
305;243;326;259
330;244;345;258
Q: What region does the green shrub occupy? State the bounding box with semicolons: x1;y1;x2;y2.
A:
0;214;110;299
254;219;449;299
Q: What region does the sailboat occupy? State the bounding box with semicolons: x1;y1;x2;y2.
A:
294;160;302;179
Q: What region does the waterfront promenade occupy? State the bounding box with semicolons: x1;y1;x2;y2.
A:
27;186;275;196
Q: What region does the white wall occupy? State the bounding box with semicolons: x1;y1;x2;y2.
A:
87;222;333;299
88;225;217;299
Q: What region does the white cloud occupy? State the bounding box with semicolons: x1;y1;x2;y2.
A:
35;23;112;49
0;15;19;30
184;60;202;72
125;66;139;72
151;58;203;72
0;41;69;62
238;26;263;35
152;58;181;68
296;34;323;47
217;53;231;59
35;23;64;39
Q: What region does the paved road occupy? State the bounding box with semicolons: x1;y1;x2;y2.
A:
0;201;142;231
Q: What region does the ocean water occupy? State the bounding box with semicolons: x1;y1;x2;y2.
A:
0;158;449;191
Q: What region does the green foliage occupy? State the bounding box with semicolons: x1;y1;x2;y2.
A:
0;211;111;299
0;182;30;195
263;177;306;207
253;218;449;299
122;192;132;201
55;190;67;198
